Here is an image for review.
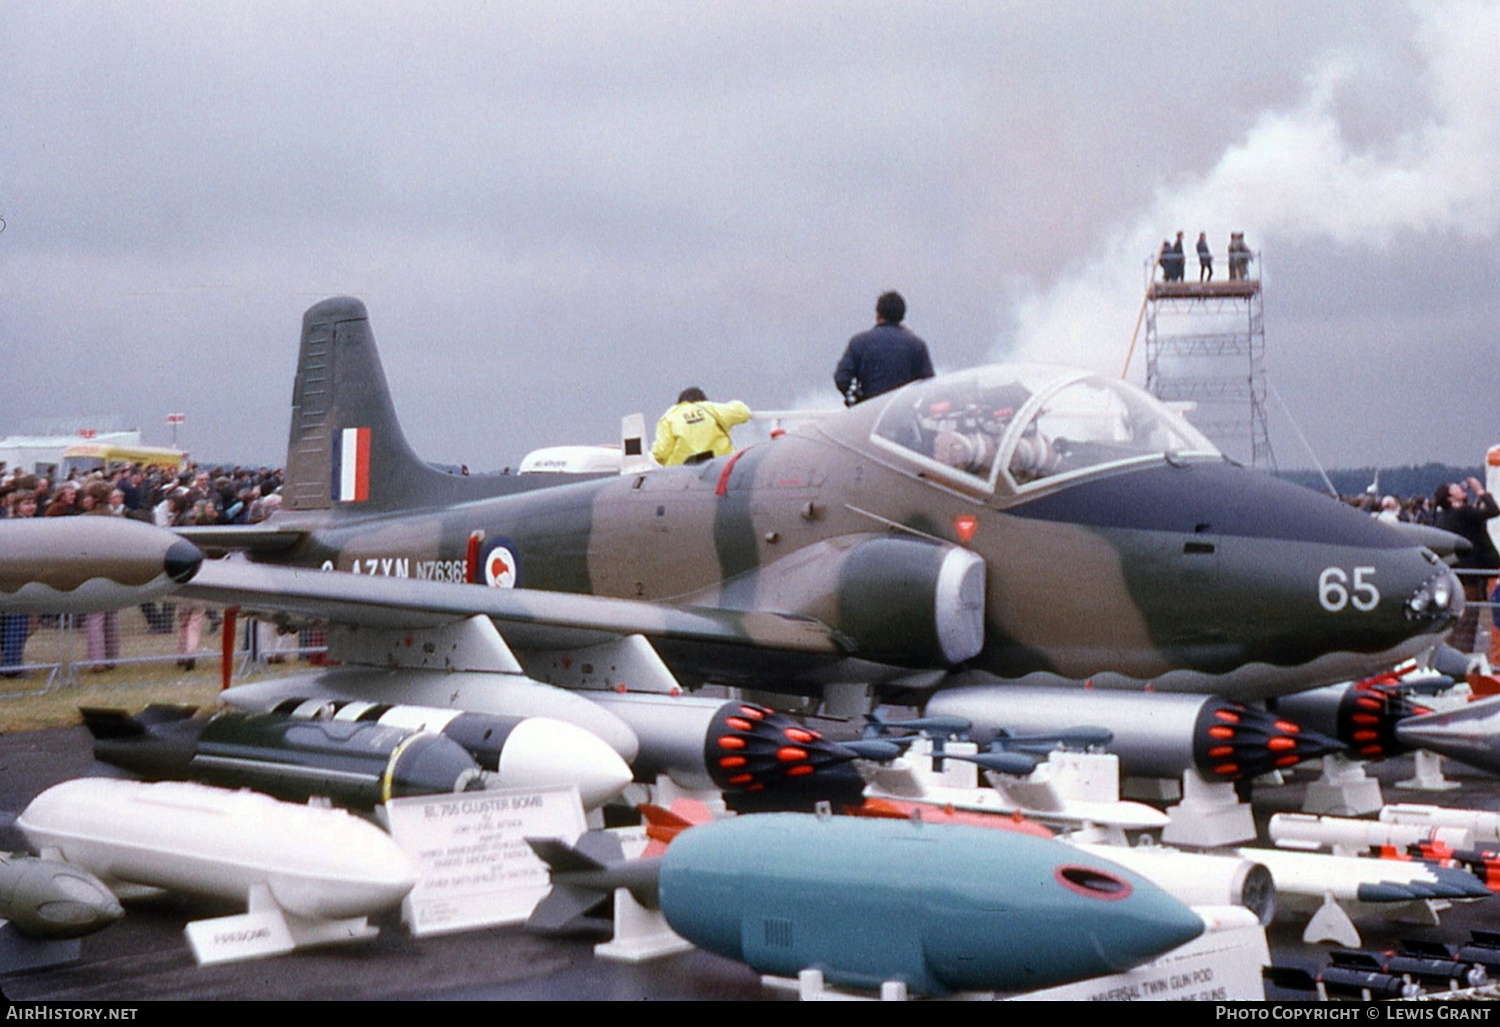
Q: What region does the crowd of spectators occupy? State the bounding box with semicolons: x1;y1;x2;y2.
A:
1;461;284;529
1345;481;1500;658
1342;490;1442;524
0;460;285;676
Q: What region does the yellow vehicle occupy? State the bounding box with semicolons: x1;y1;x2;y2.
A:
60;443;187;477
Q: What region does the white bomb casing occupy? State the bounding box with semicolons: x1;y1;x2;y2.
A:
17;778;416;920
488;716;632;810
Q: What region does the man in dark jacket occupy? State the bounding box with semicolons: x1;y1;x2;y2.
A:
1436;477;1500;654
834;291;935;406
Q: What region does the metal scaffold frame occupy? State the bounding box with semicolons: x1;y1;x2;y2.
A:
1142;255;1274;469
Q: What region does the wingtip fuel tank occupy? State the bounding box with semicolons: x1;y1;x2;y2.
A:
0;518;202;613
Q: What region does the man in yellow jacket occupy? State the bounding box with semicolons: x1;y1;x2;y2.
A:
652;387;752;466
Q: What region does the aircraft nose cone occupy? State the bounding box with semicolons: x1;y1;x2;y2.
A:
164;540;203;584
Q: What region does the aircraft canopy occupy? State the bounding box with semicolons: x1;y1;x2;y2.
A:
870;365;1220;494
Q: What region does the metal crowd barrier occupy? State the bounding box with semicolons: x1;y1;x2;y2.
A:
0;604;327;699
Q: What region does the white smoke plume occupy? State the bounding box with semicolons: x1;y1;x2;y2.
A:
1003;0;1500;378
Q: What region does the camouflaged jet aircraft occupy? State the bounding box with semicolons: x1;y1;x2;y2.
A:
176;296;1463;784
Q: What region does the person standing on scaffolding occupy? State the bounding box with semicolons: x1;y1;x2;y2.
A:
1163;232;1186;281
1196;232;1213;282
1228;232;1253;280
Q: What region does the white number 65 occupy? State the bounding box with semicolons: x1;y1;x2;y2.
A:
1318;566;1379;612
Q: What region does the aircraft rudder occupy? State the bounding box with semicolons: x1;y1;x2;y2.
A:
283;297;427;512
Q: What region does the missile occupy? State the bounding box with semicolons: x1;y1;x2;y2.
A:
861;713;1114;776
83;705;487;810
1454;931;1500;973
842;797;1056;838
1271;676;1432;761
1269;812;1474;854
637;778;1058;844
1386;940;1491;990
1235;846;1491;905
1370;825;1500;890
925;685;1342;781
1316;954;1427;1000
264;697;631;809
1381;802;1500;845
842;739;906;761
1263;962;1420;1001
1367;843;1500;893
0;852;123;939
1328;946;1487;991
990;726;1116;757
859;737;1170;832
529;814;1205;996
860;712;975;740
1442;850;1500;891
0;517;202;613
579;691;867;808
222;667;640;764
16;778;417;921
1069;843;1275;925
1392;694;1500;776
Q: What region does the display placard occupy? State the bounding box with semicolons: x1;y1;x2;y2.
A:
387;784;587;936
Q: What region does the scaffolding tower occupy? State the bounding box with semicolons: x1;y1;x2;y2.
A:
1142;253;1273;469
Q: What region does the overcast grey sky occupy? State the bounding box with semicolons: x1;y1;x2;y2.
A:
2;1;1495;471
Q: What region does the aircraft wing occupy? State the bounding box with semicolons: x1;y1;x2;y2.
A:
179;558;847;659
175;525;307;556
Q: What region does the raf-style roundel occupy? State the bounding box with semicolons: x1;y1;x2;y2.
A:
481;539;520;588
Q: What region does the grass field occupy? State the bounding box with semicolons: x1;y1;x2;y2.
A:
0;608;312;732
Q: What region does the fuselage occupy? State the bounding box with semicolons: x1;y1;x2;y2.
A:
264;366;1459;702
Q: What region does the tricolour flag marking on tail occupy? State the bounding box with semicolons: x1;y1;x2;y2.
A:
332;427;371;502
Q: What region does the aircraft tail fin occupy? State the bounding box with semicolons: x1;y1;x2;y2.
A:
283;297;567;514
